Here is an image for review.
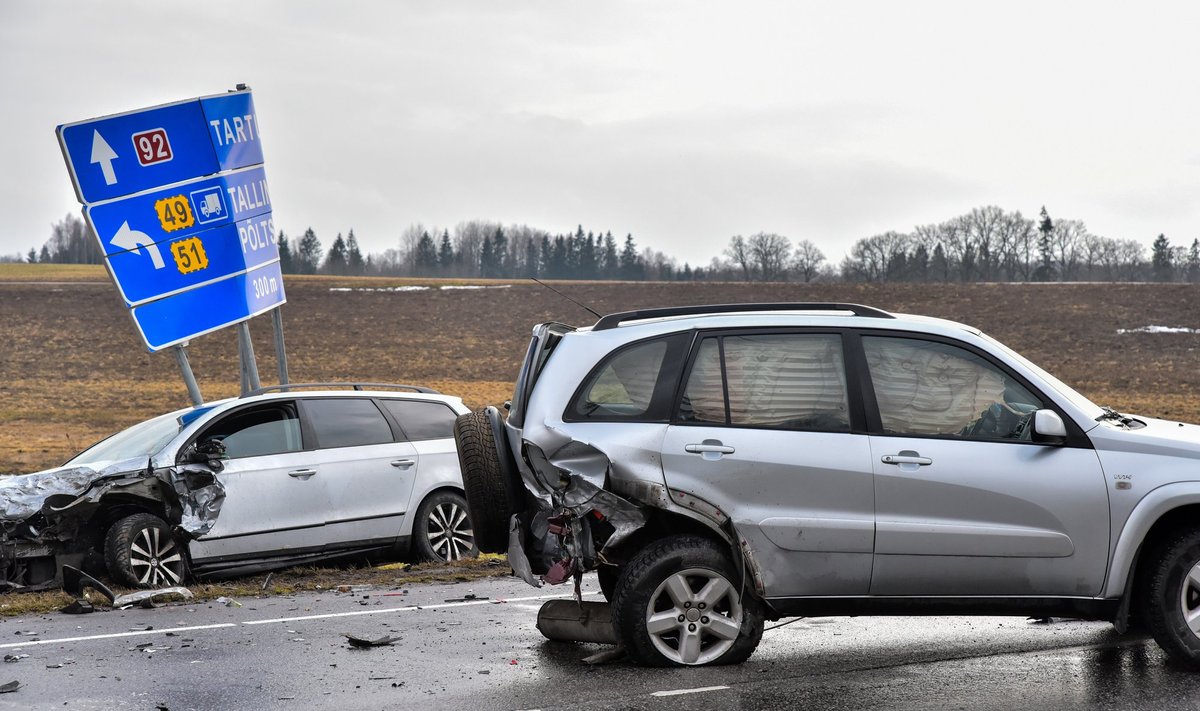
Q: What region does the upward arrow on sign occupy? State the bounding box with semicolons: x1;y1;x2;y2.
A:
90;130;118;186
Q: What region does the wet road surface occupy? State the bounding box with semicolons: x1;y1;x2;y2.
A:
0;575;1196;710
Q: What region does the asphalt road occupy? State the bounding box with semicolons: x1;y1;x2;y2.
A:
0;575;1197;711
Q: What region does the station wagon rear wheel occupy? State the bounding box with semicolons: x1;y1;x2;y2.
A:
612;535;763;667
414;491;478;563
1143;528;1200;667
104;513;186;588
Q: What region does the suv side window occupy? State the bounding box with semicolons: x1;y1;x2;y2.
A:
566;333;690;422
678;333;851;432
197;403;302;459
303;398;395;448
379;399;458;440
862;336;1043;441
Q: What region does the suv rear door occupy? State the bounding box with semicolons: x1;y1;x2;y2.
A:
859;333;1109;596
659;330;875;597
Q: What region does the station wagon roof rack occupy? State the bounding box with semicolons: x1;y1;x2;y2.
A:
241;383;440;398
592;302;894;331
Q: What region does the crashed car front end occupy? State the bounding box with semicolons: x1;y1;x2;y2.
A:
0;457;225;591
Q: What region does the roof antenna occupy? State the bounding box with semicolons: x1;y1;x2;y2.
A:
530;277;601;319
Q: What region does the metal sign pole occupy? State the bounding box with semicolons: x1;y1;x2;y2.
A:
272;306;290;388
237;322;261;395
173;344;203;406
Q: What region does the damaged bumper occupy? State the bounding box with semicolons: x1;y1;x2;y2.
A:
0;458;225;590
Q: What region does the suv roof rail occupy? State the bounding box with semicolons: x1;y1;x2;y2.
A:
241;383;440;398
592;302;894;331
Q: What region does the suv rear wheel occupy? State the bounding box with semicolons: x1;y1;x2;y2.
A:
104;513;186;588
1143;528;1200;667
611;535;764;666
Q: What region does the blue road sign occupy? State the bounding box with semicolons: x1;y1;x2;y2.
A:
57;89;263;204
86;165;271;259
130;260;286;352
105;212;279;306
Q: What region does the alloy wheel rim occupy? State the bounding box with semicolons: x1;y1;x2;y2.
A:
646;567;743;665
129;526;183;586
427;501;474;561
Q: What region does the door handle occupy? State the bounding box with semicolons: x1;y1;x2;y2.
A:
391;459;415;469
881;453;933;466
288;468;317;478
685;440;735;461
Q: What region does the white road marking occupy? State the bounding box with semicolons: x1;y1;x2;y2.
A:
0;591;600;649
651;685;731;697
242;591;598;625
0;623;237;649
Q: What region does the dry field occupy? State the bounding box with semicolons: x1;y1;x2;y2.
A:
3;266;1200;472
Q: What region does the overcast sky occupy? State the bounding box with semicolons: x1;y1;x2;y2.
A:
4;1;1199;266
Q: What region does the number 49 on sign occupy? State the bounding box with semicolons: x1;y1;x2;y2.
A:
156;194;195;233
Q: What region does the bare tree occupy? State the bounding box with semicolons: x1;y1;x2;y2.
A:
1052;219;1088;281
723;235;754;281
791;239;826;282
748;232;791;282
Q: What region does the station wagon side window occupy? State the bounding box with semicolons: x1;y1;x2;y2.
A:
379;399;458;441
677;333;851;432
197;403;302;459
862;336;1043;441
303;398;395;448
566;333;691;422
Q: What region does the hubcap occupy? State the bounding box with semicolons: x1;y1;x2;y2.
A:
645;567;743;665
427;501;474;561
129;526;183;586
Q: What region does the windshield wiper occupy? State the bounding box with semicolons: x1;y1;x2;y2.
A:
1098;406;1135;426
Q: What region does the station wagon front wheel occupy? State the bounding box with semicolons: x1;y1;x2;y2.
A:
104;513;186;588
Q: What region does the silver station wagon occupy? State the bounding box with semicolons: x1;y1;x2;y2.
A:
0;384;476;590
455;303;1200;667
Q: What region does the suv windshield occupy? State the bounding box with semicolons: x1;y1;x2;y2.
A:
67;406;216;468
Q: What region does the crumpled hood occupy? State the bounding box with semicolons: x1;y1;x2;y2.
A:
0;457;148;521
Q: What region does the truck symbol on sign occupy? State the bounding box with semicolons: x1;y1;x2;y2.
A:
200;192;222;218
189;186;226;224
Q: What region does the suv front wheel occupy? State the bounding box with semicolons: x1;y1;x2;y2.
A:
612;535;764;666
104;513;186;588
1144;528;1200;667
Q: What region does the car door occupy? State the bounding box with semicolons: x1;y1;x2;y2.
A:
298;397;418;551
377;398;464;548
660;331;876;598
188;401;332;565
860;333;1109;597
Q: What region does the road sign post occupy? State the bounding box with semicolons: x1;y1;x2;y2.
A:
57;87;288;402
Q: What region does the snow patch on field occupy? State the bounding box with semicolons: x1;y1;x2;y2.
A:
329;284;511;293
1117;325;1200;334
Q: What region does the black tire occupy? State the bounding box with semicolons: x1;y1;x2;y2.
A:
104;513;186;588
597;565;620;602
611;535;764;667
413;490;479;563
1144;528;1200;667
453;408;524;553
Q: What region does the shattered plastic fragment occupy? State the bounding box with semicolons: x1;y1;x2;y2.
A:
0;680;17;693
59;599;94;615
113;587;193;609
343;634;401;648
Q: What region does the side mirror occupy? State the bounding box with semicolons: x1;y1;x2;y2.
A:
184;438;226;470
1032;409;1068;445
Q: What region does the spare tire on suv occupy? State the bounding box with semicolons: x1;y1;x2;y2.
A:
452;407;525;553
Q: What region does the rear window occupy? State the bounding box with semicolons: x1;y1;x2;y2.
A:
380;399;458;440
304;398;394;448
566;333;691;422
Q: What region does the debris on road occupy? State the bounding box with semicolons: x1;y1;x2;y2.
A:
582;647;627;665
60;599;95;614
261;572;273;591
343;633;401;648
214;597;241;608
2;655;27;663
114;587;193;609
0;680;18;693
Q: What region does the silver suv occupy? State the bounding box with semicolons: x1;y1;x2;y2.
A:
1;384;476;590
455;302;1200;667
